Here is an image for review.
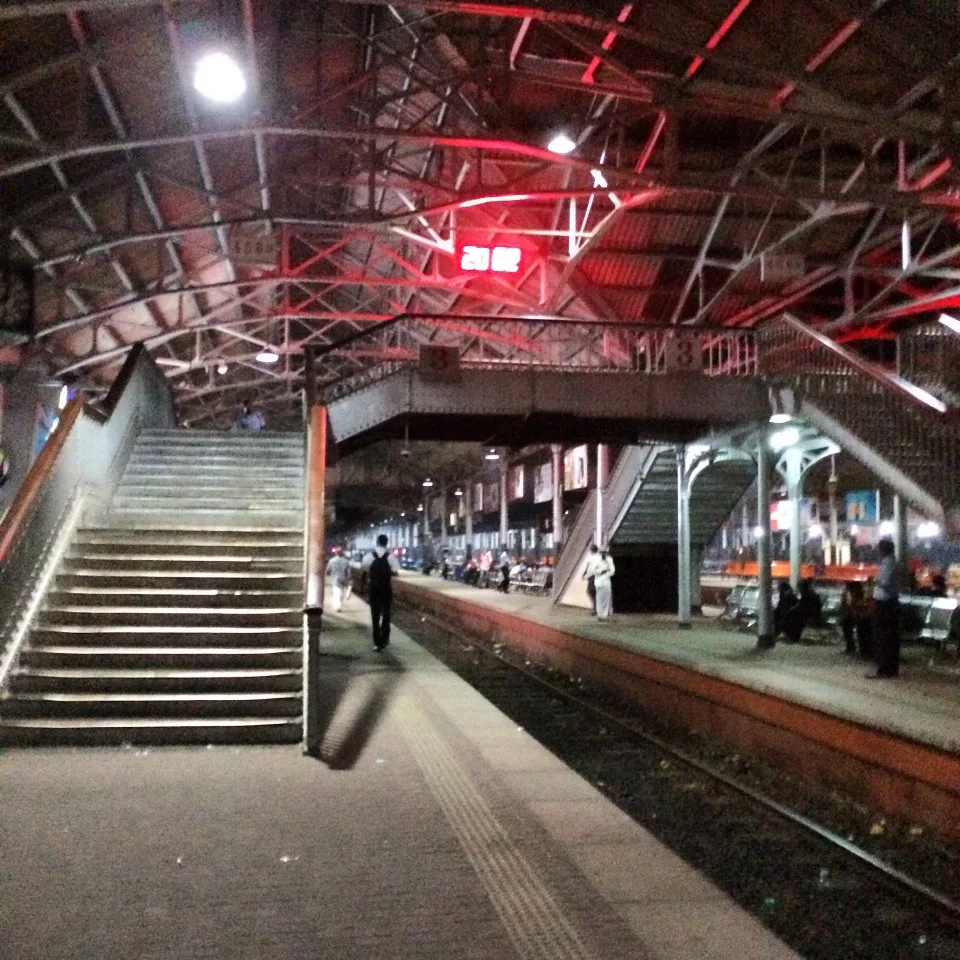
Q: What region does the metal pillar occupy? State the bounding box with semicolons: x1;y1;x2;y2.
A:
439;482;448;550
464;482;473;558
893;494;909;563
786;453;803;590
827;459;839;566
499;458;509;548
677;446;692;629
595;443;609;547
756;431;774;647
551;444;564;552
422;495;430;543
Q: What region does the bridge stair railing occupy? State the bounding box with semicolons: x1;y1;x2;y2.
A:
758;313;960;534
551;445;662;605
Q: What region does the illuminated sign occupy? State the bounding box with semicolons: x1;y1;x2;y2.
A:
459;244;522;274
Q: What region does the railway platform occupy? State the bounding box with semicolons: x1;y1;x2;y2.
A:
395;574;960;838
0;604;796;960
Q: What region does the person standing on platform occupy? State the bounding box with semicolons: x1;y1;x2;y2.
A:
325;547;352;613
582;543;599;614
868;538;900;678
498;548;511;593
593;548;616;621
362;535;400;651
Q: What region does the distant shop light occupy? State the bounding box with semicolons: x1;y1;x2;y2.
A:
58;385;69;410
917;520;940;539
769;413;792;424
753;525;764;539
878;520;896;536
193;51;247;103
255;349;279;364
547;132;577;155
807;523;823;539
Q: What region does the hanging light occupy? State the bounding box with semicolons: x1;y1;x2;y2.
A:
417;504;424;512
770;426;800;451
256;349;279;364
193;51;247;103
454;488;463;497
547;132;577;155
484;448;500;461
769;413;792;424
217;362;228;375
57;385;69;410
422;478;434;488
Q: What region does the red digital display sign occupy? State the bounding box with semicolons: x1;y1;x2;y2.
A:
459;244;523;274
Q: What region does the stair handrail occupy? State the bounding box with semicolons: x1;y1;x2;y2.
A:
551;487;597;603
763;313;956;421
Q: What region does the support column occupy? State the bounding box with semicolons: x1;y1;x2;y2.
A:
596;443;610;546
499;457;509;548
827;459;839;566
303;403;326;756
439;482;448;550
677;446;692;629
786;451;803;590
893;494;909;564
551;445;564;553
464;483;473;558
756;430;774;647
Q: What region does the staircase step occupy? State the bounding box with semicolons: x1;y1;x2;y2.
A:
0;716;302;747
0;691;302;719
45;589;302;610
105;509;302;529
56;572;302;591
19;646;302;670
73;529;303;545
37;609;303;628
10;668;303;694
110;496;302;510
60;557;302;573
28;626;302;647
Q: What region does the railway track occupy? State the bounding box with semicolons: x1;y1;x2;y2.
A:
396;606;960;960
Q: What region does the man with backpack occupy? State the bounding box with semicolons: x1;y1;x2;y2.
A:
362;535;400;651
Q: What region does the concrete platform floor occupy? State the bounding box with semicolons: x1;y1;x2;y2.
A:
401;574;960;756
0;605;798;960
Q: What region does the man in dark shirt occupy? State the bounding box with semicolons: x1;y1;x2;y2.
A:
868;539;900;678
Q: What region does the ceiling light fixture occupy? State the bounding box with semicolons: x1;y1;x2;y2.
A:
256;349;279;364
193;51;247;104
770;426;800;451
217;362;228;375
454;488;463;497
769;413;792;424
547;132;577;155
58;385;69;410
484;448;500;461
422;478;434;487
938;313;960;335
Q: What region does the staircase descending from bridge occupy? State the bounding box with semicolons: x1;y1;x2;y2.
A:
0;430;305;746
760;315;960;535
553;445;754;607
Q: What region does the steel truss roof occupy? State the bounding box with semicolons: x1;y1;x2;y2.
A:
1;0;959;432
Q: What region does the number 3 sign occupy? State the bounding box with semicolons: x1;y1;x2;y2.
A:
663;335;703;373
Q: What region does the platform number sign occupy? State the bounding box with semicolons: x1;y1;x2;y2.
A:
459;244;522;274
664;335;702;373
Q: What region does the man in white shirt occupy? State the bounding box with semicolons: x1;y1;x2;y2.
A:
582;544;600;614
325;548;352;613
592;548;616;621
868;538;900;678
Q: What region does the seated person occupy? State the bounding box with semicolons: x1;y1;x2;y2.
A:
840;581;872;657
773;581;797;639
782;579;822;643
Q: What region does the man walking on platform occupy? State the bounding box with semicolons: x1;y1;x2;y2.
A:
868;538;900;678
325;547;352;613
362;535;400;651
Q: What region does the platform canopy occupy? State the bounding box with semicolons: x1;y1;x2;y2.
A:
1;0;959;428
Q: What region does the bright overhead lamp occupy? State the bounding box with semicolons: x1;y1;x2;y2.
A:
422;478;434;488
878;520;896;536
58;385;69;410
590;169;608;189
454;488;463;497
217;362;228;375
807;524;823;539
753;525;764;539
484;448;500;461
547;132;577;155
193;51;247;104
917;520;940;539
256;349;279;364
938;313;960;335
417;504;424;512
769;413;793;424
770;426;800;451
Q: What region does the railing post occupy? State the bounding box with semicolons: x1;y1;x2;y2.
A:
303;391;327;756
676;446;692;629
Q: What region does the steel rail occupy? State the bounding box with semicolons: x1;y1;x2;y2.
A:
410;605;960;923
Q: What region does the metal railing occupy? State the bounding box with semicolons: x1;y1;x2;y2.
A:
898;322;960;407
323;318;757;403
757;313;960;509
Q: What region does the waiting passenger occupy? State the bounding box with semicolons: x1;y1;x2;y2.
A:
235;401;266;431
773;581;797;639
593;548;616;622
840;581;872;658
782;579;823;643
582;544;599;614
868;539;900;678
498;549;511;593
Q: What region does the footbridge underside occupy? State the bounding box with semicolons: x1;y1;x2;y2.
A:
325;368;767;451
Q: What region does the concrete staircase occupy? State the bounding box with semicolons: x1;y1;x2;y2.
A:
0;430;305;746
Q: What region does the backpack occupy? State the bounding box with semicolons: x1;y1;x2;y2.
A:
368;553;393;595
